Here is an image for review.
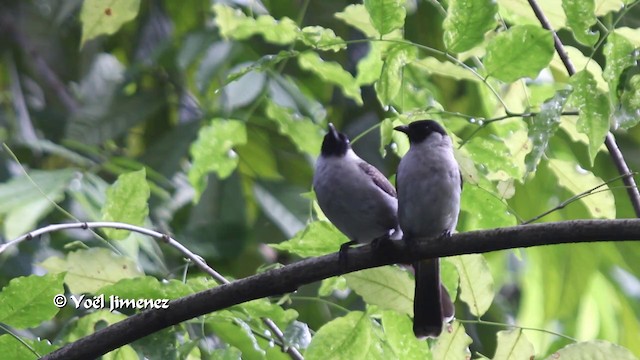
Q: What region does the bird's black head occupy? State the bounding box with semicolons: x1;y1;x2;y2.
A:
321;123;351;157
394;120;447;143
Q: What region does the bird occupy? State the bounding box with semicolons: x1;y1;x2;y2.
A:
394;119;461;338
313;123;401;260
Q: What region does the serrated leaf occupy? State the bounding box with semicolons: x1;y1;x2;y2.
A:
364;0;406;36
603;32;637;102
264;101;324;156
493;329;534;360
335;4;378;37
443;0;498;53
547;158;616;219
188;119;247;201
80;0;141;46
448;254;494;317
270;221;347;257
0;335;59;359
0;169;75;239
39;248;143;294
562;0;599;46
431;321;473;360
0;273;65;328
485;25;554;82
568;70;610;164
100;168;149;240
213;4;299;45
525;89;572;174
300;26;346;51
460;185;518;230
381;311;430;358
545;340;637;360
345;267;414;316
306;312;372;360
298;51;363;105
375;44;417;107
465;135;521;179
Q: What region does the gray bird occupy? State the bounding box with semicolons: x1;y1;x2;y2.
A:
394;120;461;338
313;123;401;256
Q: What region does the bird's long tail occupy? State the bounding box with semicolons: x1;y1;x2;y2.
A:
413;258;455;338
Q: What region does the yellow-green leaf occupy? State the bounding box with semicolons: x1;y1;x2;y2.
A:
80;0;141;46
448;254;494;316
101;168;149;240
345;267;414;316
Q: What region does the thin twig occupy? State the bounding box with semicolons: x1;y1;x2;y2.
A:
0;221;303;359
522;172;637;224
527;0;640;217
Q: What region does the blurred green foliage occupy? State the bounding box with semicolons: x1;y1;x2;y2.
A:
0;0;640;358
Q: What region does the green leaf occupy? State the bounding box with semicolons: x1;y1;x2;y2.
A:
335;4;379;37
562;0;599;46
545;340;637;360
298;51;363;105
0;273;65;328
100;168;149;240
364;0;406;36
460;185;518;230
568;70;610;164
443;0;498;53
39;248;143;294
448;254;494;317
493;329;535;359
0;335;59;359
270;221;347;257
484;25;554;82
356;41;386;86
547;158;616;219
97;276;199;300
525;89;573;174
300;26;346;51
381;311;430;358
431;321;472;359
375;44;417;108
603;32;636;102
411;57;481;82
318;276;348;297
207;316;266;359
614;74;640;130
80;0;141;46
188;119;247;201
264;101;324;156
345;267;414;316
66;310;127;341
306;311;372;360
213;4;299;45
0;169;75;239
224;51;299;86
464;135;521;179
231;299;299;329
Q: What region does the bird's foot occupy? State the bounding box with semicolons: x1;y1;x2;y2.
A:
371;234;393;251
438;230;452;241
339;240;358;270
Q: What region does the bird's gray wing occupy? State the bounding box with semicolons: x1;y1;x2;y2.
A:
358;162;397;198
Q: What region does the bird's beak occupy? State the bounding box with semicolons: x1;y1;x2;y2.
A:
328;123;339;138
394;125;409;134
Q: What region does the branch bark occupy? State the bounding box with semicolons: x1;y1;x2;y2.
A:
43;219;640;360
527;0;640;217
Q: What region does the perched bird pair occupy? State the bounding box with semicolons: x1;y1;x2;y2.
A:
313;120;461;338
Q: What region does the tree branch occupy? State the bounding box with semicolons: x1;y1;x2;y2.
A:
43;219;640;360
527;0;640;217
